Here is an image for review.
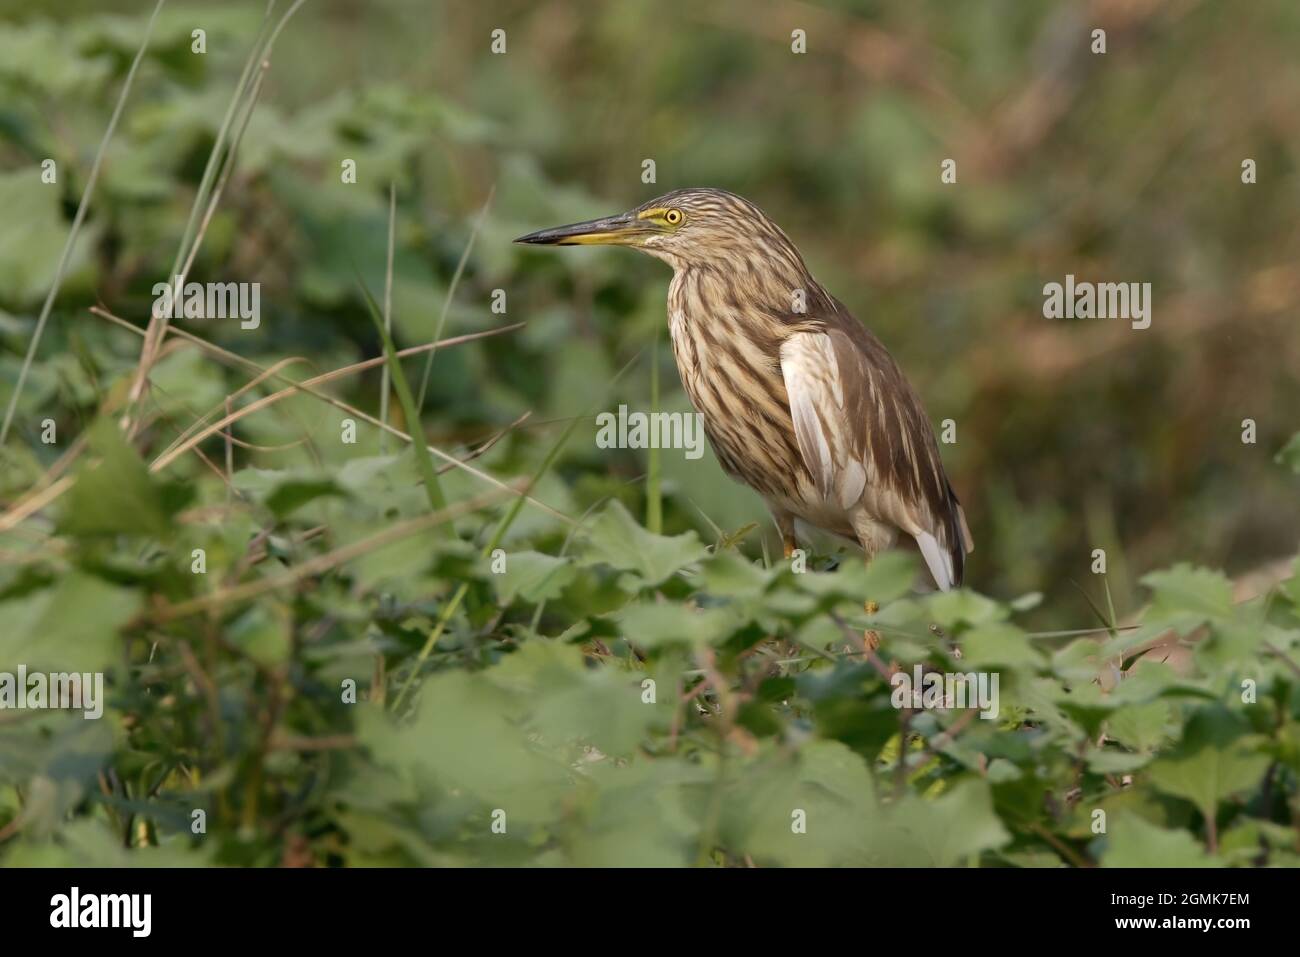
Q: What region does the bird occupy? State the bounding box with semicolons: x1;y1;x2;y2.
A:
515;187;973;602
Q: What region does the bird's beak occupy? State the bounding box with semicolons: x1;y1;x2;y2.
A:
514;211;650;247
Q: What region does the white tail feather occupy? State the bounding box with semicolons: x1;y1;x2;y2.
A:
915;531;954;591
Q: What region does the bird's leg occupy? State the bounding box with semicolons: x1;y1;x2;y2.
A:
853;519;895;655
860;551;883;653
770;508;799;561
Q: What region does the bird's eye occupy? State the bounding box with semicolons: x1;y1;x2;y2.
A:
664;209;683;225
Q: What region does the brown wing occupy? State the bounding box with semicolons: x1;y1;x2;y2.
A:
779;301;972;589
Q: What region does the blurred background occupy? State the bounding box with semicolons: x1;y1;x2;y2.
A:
2;0;1297;629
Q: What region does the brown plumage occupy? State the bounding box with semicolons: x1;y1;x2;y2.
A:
516;187;972;590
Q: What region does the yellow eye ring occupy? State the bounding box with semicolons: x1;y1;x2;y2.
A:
664;208;683;225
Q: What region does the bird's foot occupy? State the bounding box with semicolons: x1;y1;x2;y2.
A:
782;536;797;560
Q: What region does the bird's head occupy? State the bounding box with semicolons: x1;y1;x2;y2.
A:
514;187;804;271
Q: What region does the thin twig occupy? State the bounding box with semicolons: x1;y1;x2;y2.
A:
417;185;495;410
0;0;167;451
379;183;396;452
146;331;524;473
153;486;513;621
124;0;306;432
88;307;566;525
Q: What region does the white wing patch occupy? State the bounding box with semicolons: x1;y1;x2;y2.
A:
839;458;867;510
782;331;966;592
780;333;866;511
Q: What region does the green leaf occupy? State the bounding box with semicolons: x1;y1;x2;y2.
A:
567;758;705;867
723;741;877;867
878;779;1011;866
615;601;738;650
0;571;141;673
2;819;208;867
794;550;916;605
697;549;774;598
1275;431;1300;474
924;588;1008;631
1085;746;1155;774
1278;557;1300;608
359;675;570;822
1102;813;1221;868
0;713;114;805
233;468;355;518
1195;618;1272;670
580;500;709;588
510;642;661;758
227;605;292;667
266;477;349;518
147;347;228;419
492;550;576;604
1008;591;1043;612
1141;564;1234;628
960;622;1045;669
1106;700;1175;752
1148;740;1270;822
60;418;173;538
336;453;413;491
0;168;99;305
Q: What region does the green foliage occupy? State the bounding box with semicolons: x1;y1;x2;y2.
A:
3;468;1298;865
0;169;98;305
